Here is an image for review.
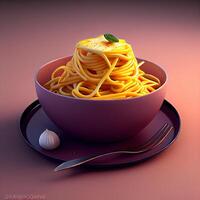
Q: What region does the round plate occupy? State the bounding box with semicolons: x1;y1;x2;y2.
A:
20;100;181;167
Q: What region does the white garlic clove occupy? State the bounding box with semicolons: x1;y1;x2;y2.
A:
39;129;60;150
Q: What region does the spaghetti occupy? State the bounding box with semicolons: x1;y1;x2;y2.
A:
44;35;160;100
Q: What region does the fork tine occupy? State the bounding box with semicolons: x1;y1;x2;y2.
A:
130;124;173;154
147;123;171;147
152;125;174;148
134;123;169;150
54;124;174;171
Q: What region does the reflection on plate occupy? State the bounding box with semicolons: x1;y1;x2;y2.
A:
20;99;180;168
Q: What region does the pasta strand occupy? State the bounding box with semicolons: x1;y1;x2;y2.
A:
44;35;160;99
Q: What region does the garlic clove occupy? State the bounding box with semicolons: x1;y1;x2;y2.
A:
39;129;60;150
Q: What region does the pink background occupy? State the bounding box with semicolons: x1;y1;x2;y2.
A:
1;1;200;199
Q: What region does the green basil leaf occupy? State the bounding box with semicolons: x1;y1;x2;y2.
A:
104;33;119;43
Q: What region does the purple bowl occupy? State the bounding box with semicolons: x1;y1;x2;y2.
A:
35;56;167;142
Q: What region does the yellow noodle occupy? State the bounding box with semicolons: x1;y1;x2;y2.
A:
44;35;161;99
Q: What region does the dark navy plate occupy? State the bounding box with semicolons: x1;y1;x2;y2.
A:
20;100;181;167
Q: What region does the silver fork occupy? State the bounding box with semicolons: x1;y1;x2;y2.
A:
54;123;173;171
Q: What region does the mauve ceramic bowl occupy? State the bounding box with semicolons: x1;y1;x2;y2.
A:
35;56;167;142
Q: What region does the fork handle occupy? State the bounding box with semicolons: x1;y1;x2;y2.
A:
54;150;146;172
54;125;173;171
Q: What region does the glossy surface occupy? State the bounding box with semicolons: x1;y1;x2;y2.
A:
35;57;167;142
1;1;200;200
20;100;180;167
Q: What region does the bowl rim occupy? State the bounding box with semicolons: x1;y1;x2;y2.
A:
35;56;168;102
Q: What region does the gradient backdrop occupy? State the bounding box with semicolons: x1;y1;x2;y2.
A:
0;1;200;200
